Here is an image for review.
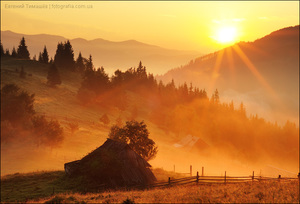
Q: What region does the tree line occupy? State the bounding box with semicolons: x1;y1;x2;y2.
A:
2;37;298;166
1;84;64;147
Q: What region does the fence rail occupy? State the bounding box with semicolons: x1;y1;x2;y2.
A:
135;171;299;189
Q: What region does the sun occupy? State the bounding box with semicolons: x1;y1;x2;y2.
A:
215;26;237;44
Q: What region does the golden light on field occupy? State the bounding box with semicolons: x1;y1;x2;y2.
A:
215;26;238;44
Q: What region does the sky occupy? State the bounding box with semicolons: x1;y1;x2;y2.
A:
1;1;299;53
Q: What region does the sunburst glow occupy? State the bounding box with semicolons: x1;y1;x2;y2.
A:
215;27;237;44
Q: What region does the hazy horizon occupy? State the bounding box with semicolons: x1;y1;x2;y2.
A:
1;1;299;53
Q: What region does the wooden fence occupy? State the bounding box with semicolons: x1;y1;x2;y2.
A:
134;170;299;189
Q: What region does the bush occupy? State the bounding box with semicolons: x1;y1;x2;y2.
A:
32;115;64;147
1;84;35;124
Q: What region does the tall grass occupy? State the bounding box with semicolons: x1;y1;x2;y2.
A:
1;170;299;203
34;180;299;203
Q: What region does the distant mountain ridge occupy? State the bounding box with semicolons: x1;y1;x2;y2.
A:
1;30;201;75
159;25;299;124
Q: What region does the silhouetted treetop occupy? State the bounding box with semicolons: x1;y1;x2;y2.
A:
42;46;49;64
54;40;75;71
11;47;17;58
0;43;4;56
75;52;85;73
17;37;30;59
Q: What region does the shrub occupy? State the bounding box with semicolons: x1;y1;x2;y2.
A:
1;83;35;124
32;115;64;147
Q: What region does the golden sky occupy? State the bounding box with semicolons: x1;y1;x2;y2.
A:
1;1;299;53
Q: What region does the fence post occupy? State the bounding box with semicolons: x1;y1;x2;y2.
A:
224;171;226;184
196;171;199;184
278;175;281;182
298;173;300;182
168;177;171;185
202;167;204;177
252;171;254;181
190;165;192;176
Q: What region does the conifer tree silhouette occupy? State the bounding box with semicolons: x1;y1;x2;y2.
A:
17;37;30;59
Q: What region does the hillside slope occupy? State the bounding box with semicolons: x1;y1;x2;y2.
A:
1;56;298;178
0;56;186;176
159;25;299;124
1;30;200;75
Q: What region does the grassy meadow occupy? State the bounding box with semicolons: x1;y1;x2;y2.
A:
1;170;299;203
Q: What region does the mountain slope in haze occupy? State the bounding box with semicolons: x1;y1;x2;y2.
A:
159;25;299;124
0;30;200;75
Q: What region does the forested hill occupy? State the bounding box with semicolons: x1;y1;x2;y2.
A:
158;25;299;124
1;29;298;176
1;30;200;75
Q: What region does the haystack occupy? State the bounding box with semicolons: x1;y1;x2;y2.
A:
64;138;156;186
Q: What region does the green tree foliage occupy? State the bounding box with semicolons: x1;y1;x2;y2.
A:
47;63;62;87
109;120;158;161
17;37;30;59
11;47;17;58
42;46;49;63
54;41;75;71
1;84;35;124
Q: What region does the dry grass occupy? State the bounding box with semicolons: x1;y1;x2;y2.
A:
33;180;299;203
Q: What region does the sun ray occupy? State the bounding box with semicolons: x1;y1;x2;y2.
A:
232;44;281;103
226;46;236;85
208;49;225;94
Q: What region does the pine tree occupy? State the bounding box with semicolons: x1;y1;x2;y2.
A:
11;47;17;58
47;63;62;87
64;40;75;71
32;55;37;61
214;89;220;104
54;42;64;66
5;49;10;56
17;37;30;59
54;41;75;71
1;43;5;56
75;52;85;73
38;52;43;62
85;54;94;71
42;46;49;63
